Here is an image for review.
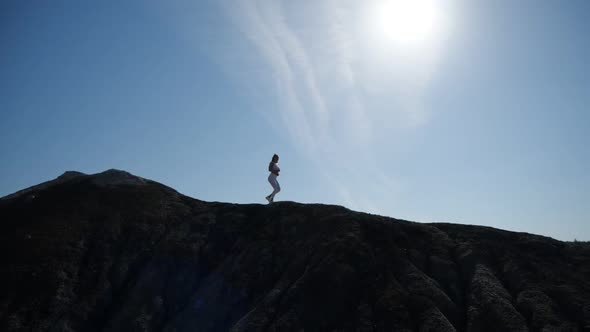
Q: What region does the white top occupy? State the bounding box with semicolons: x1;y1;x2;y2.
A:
272;163;280;172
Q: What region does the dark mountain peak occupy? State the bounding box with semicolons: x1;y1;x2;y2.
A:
1;170;589;331
89;168;148;187
57;170;87;180
2;169;154;201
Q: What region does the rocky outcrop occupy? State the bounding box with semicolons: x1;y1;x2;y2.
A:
0;170;588;331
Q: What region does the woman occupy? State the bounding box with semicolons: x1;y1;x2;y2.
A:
266;154;281;203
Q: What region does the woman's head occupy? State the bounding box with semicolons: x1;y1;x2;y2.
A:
272;154;279;162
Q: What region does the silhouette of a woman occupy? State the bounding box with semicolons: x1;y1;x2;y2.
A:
266;154;281;203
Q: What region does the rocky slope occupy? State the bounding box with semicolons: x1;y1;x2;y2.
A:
1;170;589;331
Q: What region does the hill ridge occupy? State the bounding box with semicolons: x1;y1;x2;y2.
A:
0;170;588;331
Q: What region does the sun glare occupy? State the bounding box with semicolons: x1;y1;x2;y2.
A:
376;0;443;47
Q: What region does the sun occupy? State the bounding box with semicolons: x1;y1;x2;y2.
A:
376;0;443;47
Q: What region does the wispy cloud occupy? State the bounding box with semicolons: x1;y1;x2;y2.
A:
223;0;329;157
221;0;447;212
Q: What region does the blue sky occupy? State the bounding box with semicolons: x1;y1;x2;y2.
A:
1;0;588;241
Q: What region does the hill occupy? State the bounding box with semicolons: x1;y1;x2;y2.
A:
1;170;589;331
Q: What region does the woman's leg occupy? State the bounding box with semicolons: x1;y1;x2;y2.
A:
268;175;281;201
271;179;281;200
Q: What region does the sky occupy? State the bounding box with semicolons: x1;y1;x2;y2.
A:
1;0;589;241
